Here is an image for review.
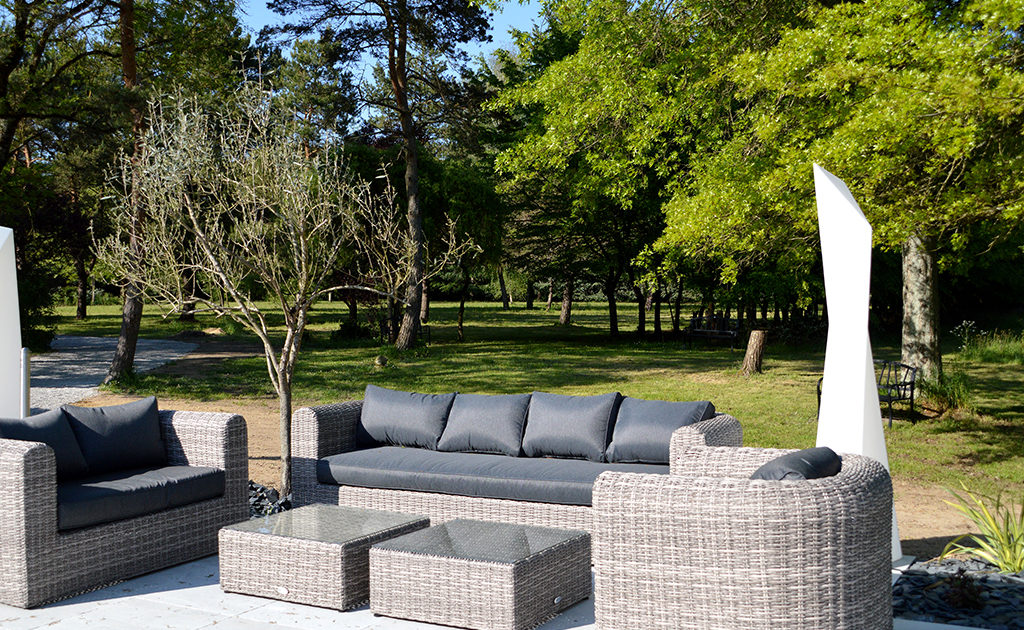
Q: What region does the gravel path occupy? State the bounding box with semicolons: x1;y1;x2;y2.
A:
30;335;198;411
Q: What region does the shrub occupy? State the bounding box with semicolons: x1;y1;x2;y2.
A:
920;364;974;413
941;483;1024;574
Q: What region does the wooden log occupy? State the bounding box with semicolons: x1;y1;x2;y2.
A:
743;330;767;376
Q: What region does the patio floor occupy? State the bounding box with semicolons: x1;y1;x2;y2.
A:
0;556;973;630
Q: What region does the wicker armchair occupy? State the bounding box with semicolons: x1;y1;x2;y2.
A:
593;446;893;630
0;410;248;608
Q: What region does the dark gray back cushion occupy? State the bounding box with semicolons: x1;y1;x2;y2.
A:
0;408;89;480
606;398;716;464
63;396;166;475
360;384;456;449
521;392;621;462
437;393;531;456
750;447;843;481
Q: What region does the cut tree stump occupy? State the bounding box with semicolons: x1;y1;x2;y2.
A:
743;330;767;376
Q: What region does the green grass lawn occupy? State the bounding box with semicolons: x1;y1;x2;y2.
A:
52;300;1024;495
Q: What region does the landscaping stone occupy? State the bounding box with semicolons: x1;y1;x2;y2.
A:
248;480;291;517
894;558;1024;629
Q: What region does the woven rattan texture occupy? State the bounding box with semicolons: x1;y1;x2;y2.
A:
219;505;429;610
370;521;591;630
0;410;248;608
291;402;742;534
593;447;893;629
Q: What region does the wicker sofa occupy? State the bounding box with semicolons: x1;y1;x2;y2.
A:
291;389;742;534
0;407;248;608
592;445;893;629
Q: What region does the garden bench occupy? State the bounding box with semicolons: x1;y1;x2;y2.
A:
816;358;918;426
683;314;739;348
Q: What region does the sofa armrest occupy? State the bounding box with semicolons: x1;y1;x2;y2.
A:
290;401;362;506
670;444;792;477
668;413;742;470
159;410;248;503
0;438;59;603
291;401;363;461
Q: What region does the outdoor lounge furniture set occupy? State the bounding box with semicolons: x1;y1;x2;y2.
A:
0;385;894;629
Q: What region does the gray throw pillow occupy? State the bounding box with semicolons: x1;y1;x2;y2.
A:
750;446;843;481
0;408;89;479
606;398;716;464
521;392;621;462
437;393;531;456
63;396;166;475
359;384;456;449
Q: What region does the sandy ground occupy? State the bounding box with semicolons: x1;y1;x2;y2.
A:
78;338;979;562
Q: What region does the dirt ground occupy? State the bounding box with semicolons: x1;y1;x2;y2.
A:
79;338;979;561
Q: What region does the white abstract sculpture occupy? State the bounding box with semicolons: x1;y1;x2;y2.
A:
813;164;903;562
0;226;23;418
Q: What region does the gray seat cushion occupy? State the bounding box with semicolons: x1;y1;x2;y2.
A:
0;408;89;479
63;396;166;474
359;385;456;449
57;465;225;531
521;392;621;462
316;446;668;506
606;399;716;464
437;393;531;456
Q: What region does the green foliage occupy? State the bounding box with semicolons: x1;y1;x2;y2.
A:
942;483;1024;574
920;363;975;413
958;326;1024;366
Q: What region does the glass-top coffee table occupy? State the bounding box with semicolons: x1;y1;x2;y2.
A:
369;519;591;630
218;504;429;610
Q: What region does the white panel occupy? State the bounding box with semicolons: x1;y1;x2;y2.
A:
812;165;903;561
0;226;22;418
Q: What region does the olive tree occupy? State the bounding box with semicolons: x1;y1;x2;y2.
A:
97;83;466;494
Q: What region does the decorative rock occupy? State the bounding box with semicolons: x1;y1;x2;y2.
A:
374;355;388;367
248;480;292;518
894;558;1024;629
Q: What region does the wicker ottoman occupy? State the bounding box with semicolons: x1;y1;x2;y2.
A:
370;519;591;630
219;504;428;610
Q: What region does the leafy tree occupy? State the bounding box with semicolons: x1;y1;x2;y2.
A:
668;0;1024;380
266;0;490;349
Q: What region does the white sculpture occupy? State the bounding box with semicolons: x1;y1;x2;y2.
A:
813;164;903;562
0;226;24;418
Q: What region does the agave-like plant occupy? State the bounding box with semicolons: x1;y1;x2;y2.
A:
940;482;1024;574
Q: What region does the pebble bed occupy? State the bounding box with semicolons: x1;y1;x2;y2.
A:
248;480;292;517
894;558;1024;629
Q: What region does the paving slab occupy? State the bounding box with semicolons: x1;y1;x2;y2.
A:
0;555;975;630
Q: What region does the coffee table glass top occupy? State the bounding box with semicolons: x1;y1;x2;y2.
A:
373;519;587;564
224;504;428;544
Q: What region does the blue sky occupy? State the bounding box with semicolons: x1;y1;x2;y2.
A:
238;1;544;57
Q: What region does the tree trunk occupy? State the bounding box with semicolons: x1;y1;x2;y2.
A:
393;17;423;351
105;0;144;384
497;264;510;309
278;375;292;497
605;276;619;337
545;278;554;311
743;330;767;377
672;280;683;333
74;255;88;320
457;265;470;342
653;287;662;337
387;297;400;344
634;285;646;337
347;296;358;325
525;280;535;310
558;277;573;326
179;271;196;322
419;281;429;323
901;232;942;382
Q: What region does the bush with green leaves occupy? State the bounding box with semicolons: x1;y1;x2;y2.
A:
941;483;1024;574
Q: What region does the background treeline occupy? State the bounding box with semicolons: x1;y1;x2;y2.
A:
4;0;1024;386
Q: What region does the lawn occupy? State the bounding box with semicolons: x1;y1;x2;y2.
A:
51;300;1024;495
